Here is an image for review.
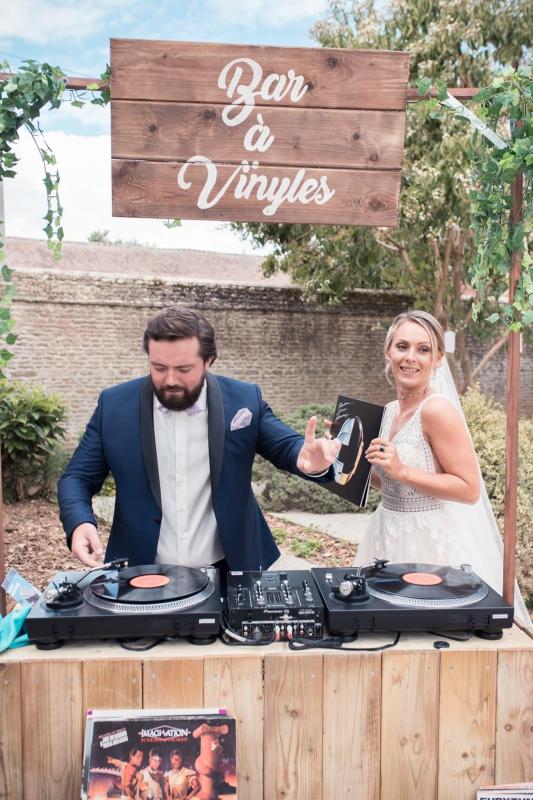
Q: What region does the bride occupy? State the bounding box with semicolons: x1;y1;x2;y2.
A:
352;309;530;625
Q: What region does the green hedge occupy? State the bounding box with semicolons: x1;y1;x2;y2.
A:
461;387;533;599
0;382;66;501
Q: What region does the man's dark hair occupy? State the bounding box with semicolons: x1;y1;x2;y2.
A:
170;749;181;759
129;747;142;759
143;306;217;364
148;748;162;759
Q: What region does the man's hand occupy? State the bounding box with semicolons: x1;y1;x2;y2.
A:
296;415;341;475
71;523;104;567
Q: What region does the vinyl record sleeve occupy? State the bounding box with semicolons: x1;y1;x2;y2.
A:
326;395;384;508
81;709;236;799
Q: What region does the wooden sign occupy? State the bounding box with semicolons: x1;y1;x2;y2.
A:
111;39;410;226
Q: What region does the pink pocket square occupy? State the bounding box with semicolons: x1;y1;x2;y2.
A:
230;408;252;431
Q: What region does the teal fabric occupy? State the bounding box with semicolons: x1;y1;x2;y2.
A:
0;603;31;651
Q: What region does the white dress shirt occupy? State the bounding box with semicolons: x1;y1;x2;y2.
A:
153;381;224;567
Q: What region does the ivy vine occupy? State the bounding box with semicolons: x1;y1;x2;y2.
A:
0;59;110;377
418;67;533;331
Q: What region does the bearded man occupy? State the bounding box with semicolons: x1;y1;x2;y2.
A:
58;306;338;572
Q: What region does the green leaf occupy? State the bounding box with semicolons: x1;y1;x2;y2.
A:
417;78;432;96
1;264;14;281
485;313;500;323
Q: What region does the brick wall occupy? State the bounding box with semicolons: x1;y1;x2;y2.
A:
7;269;532;445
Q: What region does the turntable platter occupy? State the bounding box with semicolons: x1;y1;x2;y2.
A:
85;565;215;614
366;563;488;608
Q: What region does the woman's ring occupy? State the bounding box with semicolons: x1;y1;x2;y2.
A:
379;445;385;453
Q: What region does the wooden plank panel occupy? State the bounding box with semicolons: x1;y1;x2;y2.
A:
204;656;263;800
264;654;323;800
323;652;381;800
495;649;533;783
0;663;22;799
83;659;142;711
112;159;401;226
143;658;204;707
111;39;410;111
381;651;439;800
21;661;83;799
112;101;406;170
438;651;497;799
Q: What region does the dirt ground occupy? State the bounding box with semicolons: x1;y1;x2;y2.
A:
3;499;356;592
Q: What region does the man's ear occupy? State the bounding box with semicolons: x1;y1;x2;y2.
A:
205;357;215;371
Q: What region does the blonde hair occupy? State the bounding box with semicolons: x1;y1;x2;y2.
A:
384;310;445;384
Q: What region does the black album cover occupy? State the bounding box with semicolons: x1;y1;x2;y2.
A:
81;709;236;799
325;395;384;508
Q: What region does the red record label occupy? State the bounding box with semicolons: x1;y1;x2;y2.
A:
129;574;171;589
403;572;442;586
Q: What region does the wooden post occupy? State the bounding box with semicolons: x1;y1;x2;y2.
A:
503;170;523;605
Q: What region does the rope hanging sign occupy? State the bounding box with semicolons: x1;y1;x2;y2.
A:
111;39;410;226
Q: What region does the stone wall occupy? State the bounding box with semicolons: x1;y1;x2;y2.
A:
7;268;532;446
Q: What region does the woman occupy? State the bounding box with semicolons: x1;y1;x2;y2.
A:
353;310;530;624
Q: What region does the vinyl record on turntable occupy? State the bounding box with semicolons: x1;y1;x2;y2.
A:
366;562;488;607
89;565;209;605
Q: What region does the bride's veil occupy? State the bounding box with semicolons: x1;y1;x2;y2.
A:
430;358;531;626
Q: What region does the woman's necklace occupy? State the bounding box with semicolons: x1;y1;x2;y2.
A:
398;384;429;401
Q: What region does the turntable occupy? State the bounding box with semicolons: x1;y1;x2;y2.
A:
26;563;222;648
312;562;514;639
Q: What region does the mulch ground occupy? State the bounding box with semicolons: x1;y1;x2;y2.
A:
3;499;356;592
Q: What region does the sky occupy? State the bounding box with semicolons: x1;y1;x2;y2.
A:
1;0;331;254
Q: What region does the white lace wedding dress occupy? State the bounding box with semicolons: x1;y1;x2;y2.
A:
354;395;503;585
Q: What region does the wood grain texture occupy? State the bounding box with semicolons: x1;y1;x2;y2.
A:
143;658;204;708
82;659;142;711
381;651;439;800
438;651;497;800
111;101;406;170
112;159;401;226
110;39;410;111
204;656;263;800
0;663;22;799
495;649;533;783
264;654;323;800
21;661;83;799
323;652;381;800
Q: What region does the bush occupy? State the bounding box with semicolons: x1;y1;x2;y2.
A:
0;382;66;501
255;404;366;514
462;387;533;599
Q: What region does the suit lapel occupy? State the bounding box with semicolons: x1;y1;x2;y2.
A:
139;376;162;510
206;373;224;493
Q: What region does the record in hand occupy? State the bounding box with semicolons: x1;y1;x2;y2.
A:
90;564;209;604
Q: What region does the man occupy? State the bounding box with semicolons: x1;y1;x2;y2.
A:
107;747;144;799
58;306;339;570
164;750;198;800
137;749;165;800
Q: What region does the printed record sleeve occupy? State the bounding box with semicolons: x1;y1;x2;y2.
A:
325;395;385;508
81;707;236;799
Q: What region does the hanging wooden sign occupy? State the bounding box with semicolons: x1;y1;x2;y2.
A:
111;39;410;226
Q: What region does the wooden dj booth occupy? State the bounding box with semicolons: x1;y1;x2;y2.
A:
0;625;532;800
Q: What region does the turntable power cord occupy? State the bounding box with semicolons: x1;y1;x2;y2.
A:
220;616;276;646
288;632;401;652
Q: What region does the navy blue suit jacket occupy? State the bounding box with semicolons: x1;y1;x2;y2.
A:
58;373;313;570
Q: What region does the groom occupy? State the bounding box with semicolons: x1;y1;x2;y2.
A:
58;306;340;571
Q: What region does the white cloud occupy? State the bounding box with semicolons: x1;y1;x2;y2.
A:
0;0;137;46
205;0;328;28
3;128;267;255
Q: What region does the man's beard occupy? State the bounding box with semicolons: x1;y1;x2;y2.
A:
151;374;205;411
